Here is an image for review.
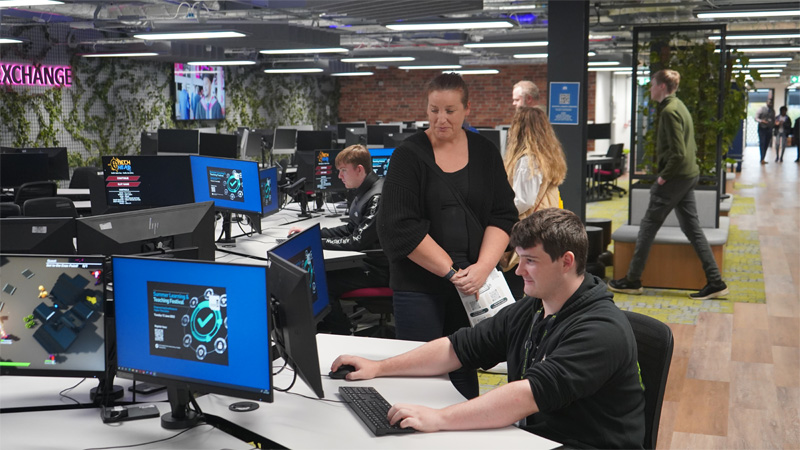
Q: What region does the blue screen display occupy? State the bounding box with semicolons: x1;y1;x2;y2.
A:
369;148;394;177
113;257;271;397
259;166;279;217
269;224;330;319
190;155;261;215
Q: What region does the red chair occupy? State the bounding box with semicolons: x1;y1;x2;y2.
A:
340;287;395;339
593;143;627;197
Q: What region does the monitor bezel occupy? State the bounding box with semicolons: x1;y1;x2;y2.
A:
0;217;77;255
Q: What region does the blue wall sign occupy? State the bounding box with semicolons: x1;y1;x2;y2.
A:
548;82;580;125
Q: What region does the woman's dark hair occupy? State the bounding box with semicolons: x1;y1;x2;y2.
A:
425;72;469;107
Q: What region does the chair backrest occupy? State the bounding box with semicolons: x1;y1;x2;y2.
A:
0;202;21;218
605;143;624;158
14;181;58;206
623;310;674;450
22;197;78;218
69;166;100;189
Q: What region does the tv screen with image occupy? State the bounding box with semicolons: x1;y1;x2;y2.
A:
174;64;226;121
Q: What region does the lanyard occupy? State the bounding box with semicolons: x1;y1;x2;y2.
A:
520;306;557;378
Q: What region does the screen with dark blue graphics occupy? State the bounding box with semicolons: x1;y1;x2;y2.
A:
259;166;279;217
190;155;261;215
270;223;330;320
113;256;271;398
369;148;394;177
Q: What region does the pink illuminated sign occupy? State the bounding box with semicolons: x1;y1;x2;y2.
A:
0;62;73;87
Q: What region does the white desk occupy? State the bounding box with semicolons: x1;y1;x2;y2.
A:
57;188;90;200
196;334;561;450
0;376;167;410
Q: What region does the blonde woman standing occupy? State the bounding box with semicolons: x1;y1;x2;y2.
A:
501;107;567;296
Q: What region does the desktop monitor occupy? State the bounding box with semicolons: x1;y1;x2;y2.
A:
269;223;330;322
0;217;76;255
267;252;324;399
259;166;279;217
140;132;158;156
366;124;401;147
0;153;49;188
272;128;297;153
336;122;366;140
18;147;70;180
112;256;273;429
476;129;502;152
244;129;268;159
383;132;415;148
296;130;334;152
369;148;394;178
588;123;612;140
75;201;216;261
0;254;107;378
294;150;317;193
157;129;200;154
198;133;238;159
344;128;367;147
102;155;194;211
189;155;262;216
314;149;346;193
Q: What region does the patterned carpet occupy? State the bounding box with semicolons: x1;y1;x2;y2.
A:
478;183;765;393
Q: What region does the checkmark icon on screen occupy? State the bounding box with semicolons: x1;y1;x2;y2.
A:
198;313;213;328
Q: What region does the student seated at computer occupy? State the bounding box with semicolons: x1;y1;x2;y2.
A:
289;145;388;335
331;208;645;449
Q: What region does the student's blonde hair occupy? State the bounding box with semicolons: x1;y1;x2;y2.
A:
504;106;567;187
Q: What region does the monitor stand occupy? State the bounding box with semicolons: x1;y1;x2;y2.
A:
297;191;312;218
218;211;237;247
161;386;201;430
90;377;124;405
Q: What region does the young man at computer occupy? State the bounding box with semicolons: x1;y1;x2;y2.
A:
331;208;645;449
289;144;388;334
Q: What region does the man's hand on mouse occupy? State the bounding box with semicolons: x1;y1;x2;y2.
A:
331;355;378;380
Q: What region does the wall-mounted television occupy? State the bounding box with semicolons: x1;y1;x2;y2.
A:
174;64;226;121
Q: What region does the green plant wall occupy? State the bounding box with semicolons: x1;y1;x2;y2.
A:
0;24;338;169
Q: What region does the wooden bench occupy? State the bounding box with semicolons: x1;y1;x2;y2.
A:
612;187;728;290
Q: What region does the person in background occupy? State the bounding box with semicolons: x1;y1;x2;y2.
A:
609;69;728;300
377;73;518;399
755;97;775;164
333;209;645;449
176;83;190;120
794;115;800;163
288;145;388;335
500;107;567;299
773;106;791;163
512;80;540;109
196;73;223;120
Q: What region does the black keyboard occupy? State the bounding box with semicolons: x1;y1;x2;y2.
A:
339;386;416;436
275;238;287;244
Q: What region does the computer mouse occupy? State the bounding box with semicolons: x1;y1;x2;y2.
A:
329;364;356;379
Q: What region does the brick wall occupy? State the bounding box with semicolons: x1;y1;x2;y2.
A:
338;65;596;150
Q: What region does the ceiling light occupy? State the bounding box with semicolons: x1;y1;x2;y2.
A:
0;38;23;44
386;21;513;31
264;68;323;74
718;47;800;53
759;73;782;78
733;63;787;68
81;52;159;58
188;60;256;66
330;72;374;77
260;48;348;55
514;53;548;59
398;65;462;70
134;31;245;40
587;51;597;57
464;41;547;49
588;61;620;66
709;33;800;40
747;57;793;62
757;69;784;73
341;56;415;63
589;67;628;72
0;0;63;7
695;7;800;19
449;69;499;75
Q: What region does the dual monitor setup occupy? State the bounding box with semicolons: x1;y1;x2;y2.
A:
141;129;263;163
0;224;332;433
0;147;70;189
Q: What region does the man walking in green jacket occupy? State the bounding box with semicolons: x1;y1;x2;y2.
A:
609;69;728;300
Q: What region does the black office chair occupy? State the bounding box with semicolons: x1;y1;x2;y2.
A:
0;202;21;218
14;181;58;207
22;197;79;218
69;166;100;189
594;144;627;197
623;310;674;450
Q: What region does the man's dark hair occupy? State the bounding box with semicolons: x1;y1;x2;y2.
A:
509;208;588;276
425;72;469;107
203;73;215;82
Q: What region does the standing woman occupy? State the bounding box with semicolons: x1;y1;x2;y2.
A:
500;107;567;297
378;73;518;399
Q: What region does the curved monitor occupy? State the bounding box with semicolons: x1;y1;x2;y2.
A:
190;155;262;216
112;256;273;428
269;223;330;321
0;217;76;255
75;201;216;261
0;254;107;379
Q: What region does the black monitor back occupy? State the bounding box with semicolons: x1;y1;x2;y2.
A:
366;125;401;146
296;131;333;152
75;201;216;260
383;132;415;148
344;128;367;147
336;122;366;139
588;123;612;140
0;217;76;254
199;133;238;158
157;129;199;154
18;147;69;180
141;132;158;155
0;153;49;188
476;129;502;151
